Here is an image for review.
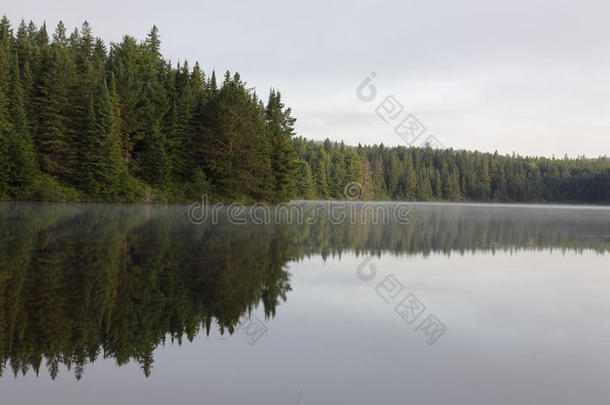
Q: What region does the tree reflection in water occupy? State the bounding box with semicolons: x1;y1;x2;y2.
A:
0;202;607;379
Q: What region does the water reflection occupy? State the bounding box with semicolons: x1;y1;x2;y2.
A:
0;202;608;380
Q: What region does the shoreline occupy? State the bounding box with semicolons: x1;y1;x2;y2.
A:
2;199;609;209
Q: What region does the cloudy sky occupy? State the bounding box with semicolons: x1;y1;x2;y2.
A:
5;0;610;157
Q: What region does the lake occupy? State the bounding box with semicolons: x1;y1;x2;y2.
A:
0;201;609;404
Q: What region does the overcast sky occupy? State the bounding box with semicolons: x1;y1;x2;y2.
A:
5;0;610;157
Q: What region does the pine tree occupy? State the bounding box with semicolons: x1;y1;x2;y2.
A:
266;90;297;202
77;72;134;198
479;156;491;200
329;150;346;198
202;74;273;201
313;150;330;199
136;76;170;188
345;148;364;191
145;25;161;57
294;159;315;199
0;16;606;204
386;151;401;198
209;70;217;93
106;35;141;170
37;41;74;178
140;120;170;188
0;16;12;126
107;73;137;198
404;154;417;200
419;168;436;200
5;52;38;195
0;16;10;196
370;154;387;199
0;133;7;196
0;84;8;196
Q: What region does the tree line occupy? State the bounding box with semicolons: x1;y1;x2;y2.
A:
292;138;610;203
0;17;296;203
0;16;607;204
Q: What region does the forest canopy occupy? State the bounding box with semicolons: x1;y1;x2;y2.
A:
292;138;610;203
0;17;297;203
0;16;608;204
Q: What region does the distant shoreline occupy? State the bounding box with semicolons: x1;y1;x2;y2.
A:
2;199;609;209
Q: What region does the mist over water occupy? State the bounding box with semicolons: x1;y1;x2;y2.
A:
0;202;608;404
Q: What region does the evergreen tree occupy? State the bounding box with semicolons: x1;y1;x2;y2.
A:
292;137;610;203
294;159;315;199
78;73;134;198
313;149;330;199
202;73;274;201
5;52;38;195
266;90;297;202
137;81;171;188
329;149;346;198
0;134;7;196
0;16;10;196
36;39;74;178
0;16;607;204
404;154;417;200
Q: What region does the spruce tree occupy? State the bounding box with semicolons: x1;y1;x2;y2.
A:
136;80;171;189
0;15;12;124
329;151;346;198
203;74;274;201
5;52;38;195
107;73;136;198
266;90;297;202
0;132;7;196
0;16;10;196
0;84;8;196
78;73;134;198
140;120;171;188
404;155;417;200
313;150;330;199
37;43;73;178
1;16;605;204
479;156;491;200
294;159;315;199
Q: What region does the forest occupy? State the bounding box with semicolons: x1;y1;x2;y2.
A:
0;17;608;204
292;138;610;203
0;17;297;203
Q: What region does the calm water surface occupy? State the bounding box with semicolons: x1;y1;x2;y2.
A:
0;202;609;404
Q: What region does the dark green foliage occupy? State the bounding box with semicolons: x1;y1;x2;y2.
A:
77;73;135;199
0;17;298;203
313;149;330;199
0;15;606;204
36;43;75;179
294;159;315;199
3;52;39;197
292;138;610;203
196;72;286;202
266;90;297;202
0;130;8;197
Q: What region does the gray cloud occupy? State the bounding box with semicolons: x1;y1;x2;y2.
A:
5;0;610;156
